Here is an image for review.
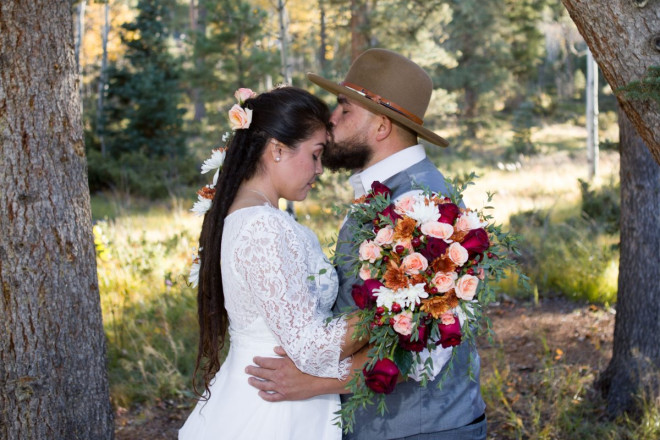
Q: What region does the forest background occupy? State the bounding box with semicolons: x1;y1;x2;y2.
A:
71;0;655;438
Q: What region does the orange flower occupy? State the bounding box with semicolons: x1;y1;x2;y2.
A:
353;195;368;204
450;229;468;243
410;273;426;285
383;262;409;290
430;255;457;274
420;290;459;319
197;186;216;200
393;216;417;241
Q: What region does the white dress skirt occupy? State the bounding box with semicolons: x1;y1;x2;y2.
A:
179;205;350;439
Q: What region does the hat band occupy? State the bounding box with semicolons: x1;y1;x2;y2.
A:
341;81;424;125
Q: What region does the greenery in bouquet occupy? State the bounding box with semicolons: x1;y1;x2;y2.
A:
336;174;527;432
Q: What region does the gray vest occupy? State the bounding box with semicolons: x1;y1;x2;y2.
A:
333;157;486;439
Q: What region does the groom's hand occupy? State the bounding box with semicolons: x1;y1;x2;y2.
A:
246;346;322;402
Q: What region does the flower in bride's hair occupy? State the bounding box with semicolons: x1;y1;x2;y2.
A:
201;148;227;185
228;104;252;130
190;185;215;216
188;249;201;287
234;88;257;104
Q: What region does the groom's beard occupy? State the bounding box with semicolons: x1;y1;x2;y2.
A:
322;134;373;172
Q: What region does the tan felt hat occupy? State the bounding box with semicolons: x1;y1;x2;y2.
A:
308;48;448;147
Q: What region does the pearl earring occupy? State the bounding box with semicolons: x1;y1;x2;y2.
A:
275;157;281;162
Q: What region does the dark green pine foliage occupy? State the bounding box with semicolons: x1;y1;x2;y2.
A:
432;0;513;135
190;0;277;126
104;0;186;160
431;0;548;137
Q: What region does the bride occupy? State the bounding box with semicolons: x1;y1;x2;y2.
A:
179;86;366;439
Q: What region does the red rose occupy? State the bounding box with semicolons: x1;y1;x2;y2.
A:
420;236;448;261
351;279;383;309
437;318;462;348
438;202;460;225
368;181;392;199
376;204;401;227
363;358;399;394
398;322;430;352
461;228;490;259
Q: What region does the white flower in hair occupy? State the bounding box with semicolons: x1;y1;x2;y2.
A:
189;249;201;287
191;196;212;217
201;148;226;185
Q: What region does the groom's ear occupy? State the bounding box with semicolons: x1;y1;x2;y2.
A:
374;115;393;142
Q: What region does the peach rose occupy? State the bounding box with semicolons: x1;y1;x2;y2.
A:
359;264;372;280
440;312;456;326
421;221;454;240
228;104;253;130
447;242;469;266
359;240;382;263
455;274;479;300
234;88;256;104
374;226;395;246
401;252;428;275
432;271;458;293
392;311;413;336
455;211;485;231
394;195;416;214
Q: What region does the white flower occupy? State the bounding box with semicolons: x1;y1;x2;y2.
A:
201;149;226;174
189;260;200;287
191;196;212;216
201;149;226;185
396;283;429;308
404;197;439;225
374;286;397;310
221;132;231;142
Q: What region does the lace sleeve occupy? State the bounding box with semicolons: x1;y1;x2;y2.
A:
233;211;351;379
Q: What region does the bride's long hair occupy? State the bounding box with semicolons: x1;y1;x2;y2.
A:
195;87;331;397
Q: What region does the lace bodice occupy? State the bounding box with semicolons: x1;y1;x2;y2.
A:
221;204;350;379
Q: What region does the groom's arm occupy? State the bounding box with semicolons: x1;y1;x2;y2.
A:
245;346;370;401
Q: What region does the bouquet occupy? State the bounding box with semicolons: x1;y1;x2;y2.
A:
337;175;524;431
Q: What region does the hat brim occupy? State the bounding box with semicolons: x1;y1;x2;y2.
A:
307;72;449;147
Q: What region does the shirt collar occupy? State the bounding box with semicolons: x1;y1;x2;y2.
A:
349;144;426;197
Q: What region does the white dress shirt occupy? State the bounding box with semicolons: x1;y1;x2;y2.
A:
348;144;427;198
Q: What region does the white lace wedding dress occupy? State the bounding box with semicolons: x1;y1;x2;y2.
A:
179;204;350;440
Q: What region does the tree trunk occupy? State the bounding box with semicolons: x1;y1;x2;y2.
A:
0;2;114;439
561;0;660;165
350;0;369;61
97;1;109;156
595;109;660;416
190;0;207;121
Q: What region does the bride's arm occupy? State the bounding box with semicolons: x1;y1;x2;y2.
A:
234;213;365;379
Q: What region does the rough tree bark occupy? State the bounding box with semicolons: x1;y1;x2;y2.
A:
561;0;660;165
596;110;660;416
0;2;114;439
560;0;660;417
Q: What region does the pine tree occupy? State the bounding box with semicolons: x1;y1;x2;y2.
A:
103;0;186;160
190;0;277;126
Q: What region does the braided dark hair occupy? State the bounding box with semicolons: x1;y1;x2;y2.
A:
194;86;331;397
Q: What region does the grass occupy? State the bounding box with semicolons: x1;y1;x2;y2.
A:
92;117;659;437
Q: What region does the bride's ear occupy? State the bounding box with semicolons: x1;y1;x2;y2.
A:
268;139;283;163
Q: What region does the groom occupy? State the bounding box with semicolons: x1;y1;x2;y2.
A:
246;49;487;439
